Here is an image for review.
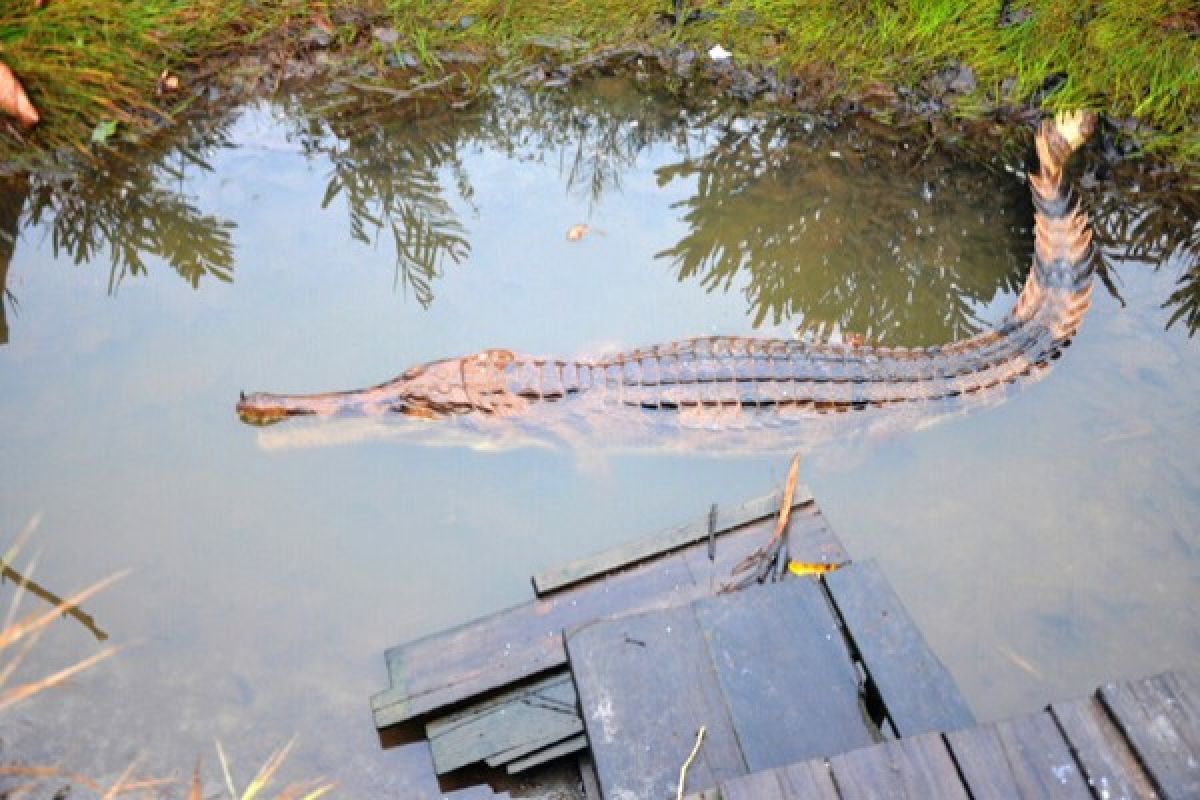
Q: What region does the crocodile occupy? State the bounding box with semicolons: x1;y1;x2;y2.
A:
237;112;1096;451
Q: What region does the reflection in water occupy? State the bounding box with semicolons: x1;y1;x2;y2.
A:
0;173;27;345
3;81;1198;346
1090;184;1200;335
0;557;108;642
653;119;1031;344
22;116;239;296
281;97;472;309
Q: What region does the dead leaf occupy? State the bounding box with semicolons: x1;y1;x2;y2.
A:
157;69;181;96
313;11;336;35
787;560;846;577
0;60;40;130
566;224;606;241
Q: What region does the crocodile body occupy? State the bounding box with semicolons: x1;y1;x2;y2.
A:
237;115;1095;447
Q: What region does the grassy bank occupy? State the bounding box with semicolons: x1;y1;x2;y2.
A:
1;0;1197;167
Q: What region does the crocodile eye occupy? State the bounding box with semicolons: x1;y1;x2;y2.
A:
401;365;425;380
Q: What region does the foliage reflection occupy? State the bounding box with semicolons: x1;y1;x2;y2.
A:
4;80;1198;347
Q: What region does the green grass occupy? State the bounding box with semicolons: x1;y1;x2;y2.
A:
1;0;1197;167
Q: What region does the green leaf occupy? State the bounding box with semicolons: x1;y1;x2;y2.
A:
90;119;118;145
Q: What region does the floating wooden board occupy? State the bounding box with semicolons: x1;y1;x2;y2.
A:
688;756;841;799
531;489;813;596
693;579;874;771
945;711;1091;799
504;733;588;774
567;580;873;799
577;753;601;800
772;761;841;799
373;502;845;728
829;733;967;798
1098;671;1200;799
824;559;974;736
425;671;581;774
1048;695;1157;800
567;603;748;800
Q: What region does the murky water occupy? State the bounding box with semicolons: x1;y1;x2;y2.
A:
1;78;1197;796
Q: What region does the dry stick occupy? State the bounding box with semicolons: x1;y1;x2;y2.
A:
726;452;802;589
675;725;707;800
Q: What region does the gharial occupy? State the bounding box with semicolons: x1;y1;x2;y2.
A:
236;112;1097;453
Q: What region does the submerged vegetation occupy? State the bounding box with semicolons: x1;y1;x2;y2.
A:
0;0;1198;167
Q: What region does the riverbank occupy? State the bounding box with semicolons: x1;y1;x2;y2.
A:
1;0;1197;173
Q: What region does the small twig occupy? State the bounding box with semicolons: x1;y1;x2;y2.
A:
706;503;718;562
675;725;706;800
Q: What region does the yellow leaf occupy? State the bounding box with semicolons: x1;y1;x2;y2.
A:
787;560;845;577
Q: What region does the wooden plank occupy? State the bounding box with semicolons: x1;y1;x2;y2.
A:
946;711;1092;798
693;579;875;771
566;604;748;800
714;770;788;800
1098;671;1200;799
483;731;574;769
532;489;813;596
373;543;699;727
775;760;840;799
1049;696;1158;800
577;753;601;800
824;559;974;736
829;732;968;798
425;671;581;774
443;786;495;800
374;505;819;727
504;734;588;774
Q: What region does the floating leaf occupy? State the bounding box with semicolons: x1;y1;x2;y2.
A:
787;560;845;577
0;60;40;130
90;119;119;144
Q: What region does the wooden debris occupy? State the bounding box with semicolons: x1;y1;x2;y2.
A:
532;490;812;596
825;559;975;736
1099;671;1200;799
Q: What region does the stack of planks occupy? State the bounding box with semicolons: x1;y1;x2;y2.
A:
688;670;1200;799
565;559;975;798
372;489;844;780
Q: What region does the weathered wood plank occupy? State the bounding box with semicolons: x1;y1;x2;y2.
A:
946;711;1091;798
824;559;974;736
775;760;840;799
443;786;495;800
373;544;698;727
577;753;601;800
566;604;747;800
829;733;968;799
532;490;814;596
693;579;875;771
425;671;580;774
504;734;588;774
714;770;788;800
374;506;816;727
1099;671;1200;800
1049;696;1158;800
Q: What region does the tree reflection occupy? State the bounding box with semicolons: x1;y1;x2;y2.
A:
653;118;1032;345
23;115;238;296
1090;184;1200;336
282;95;472;309
0;173;28;345
6;78;1197;345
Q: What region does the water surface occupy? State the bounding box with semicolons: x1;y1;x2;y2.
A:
1;79;1197;795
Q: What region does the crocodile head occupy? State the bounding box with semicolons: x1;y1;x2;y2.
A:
392;349;520;418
